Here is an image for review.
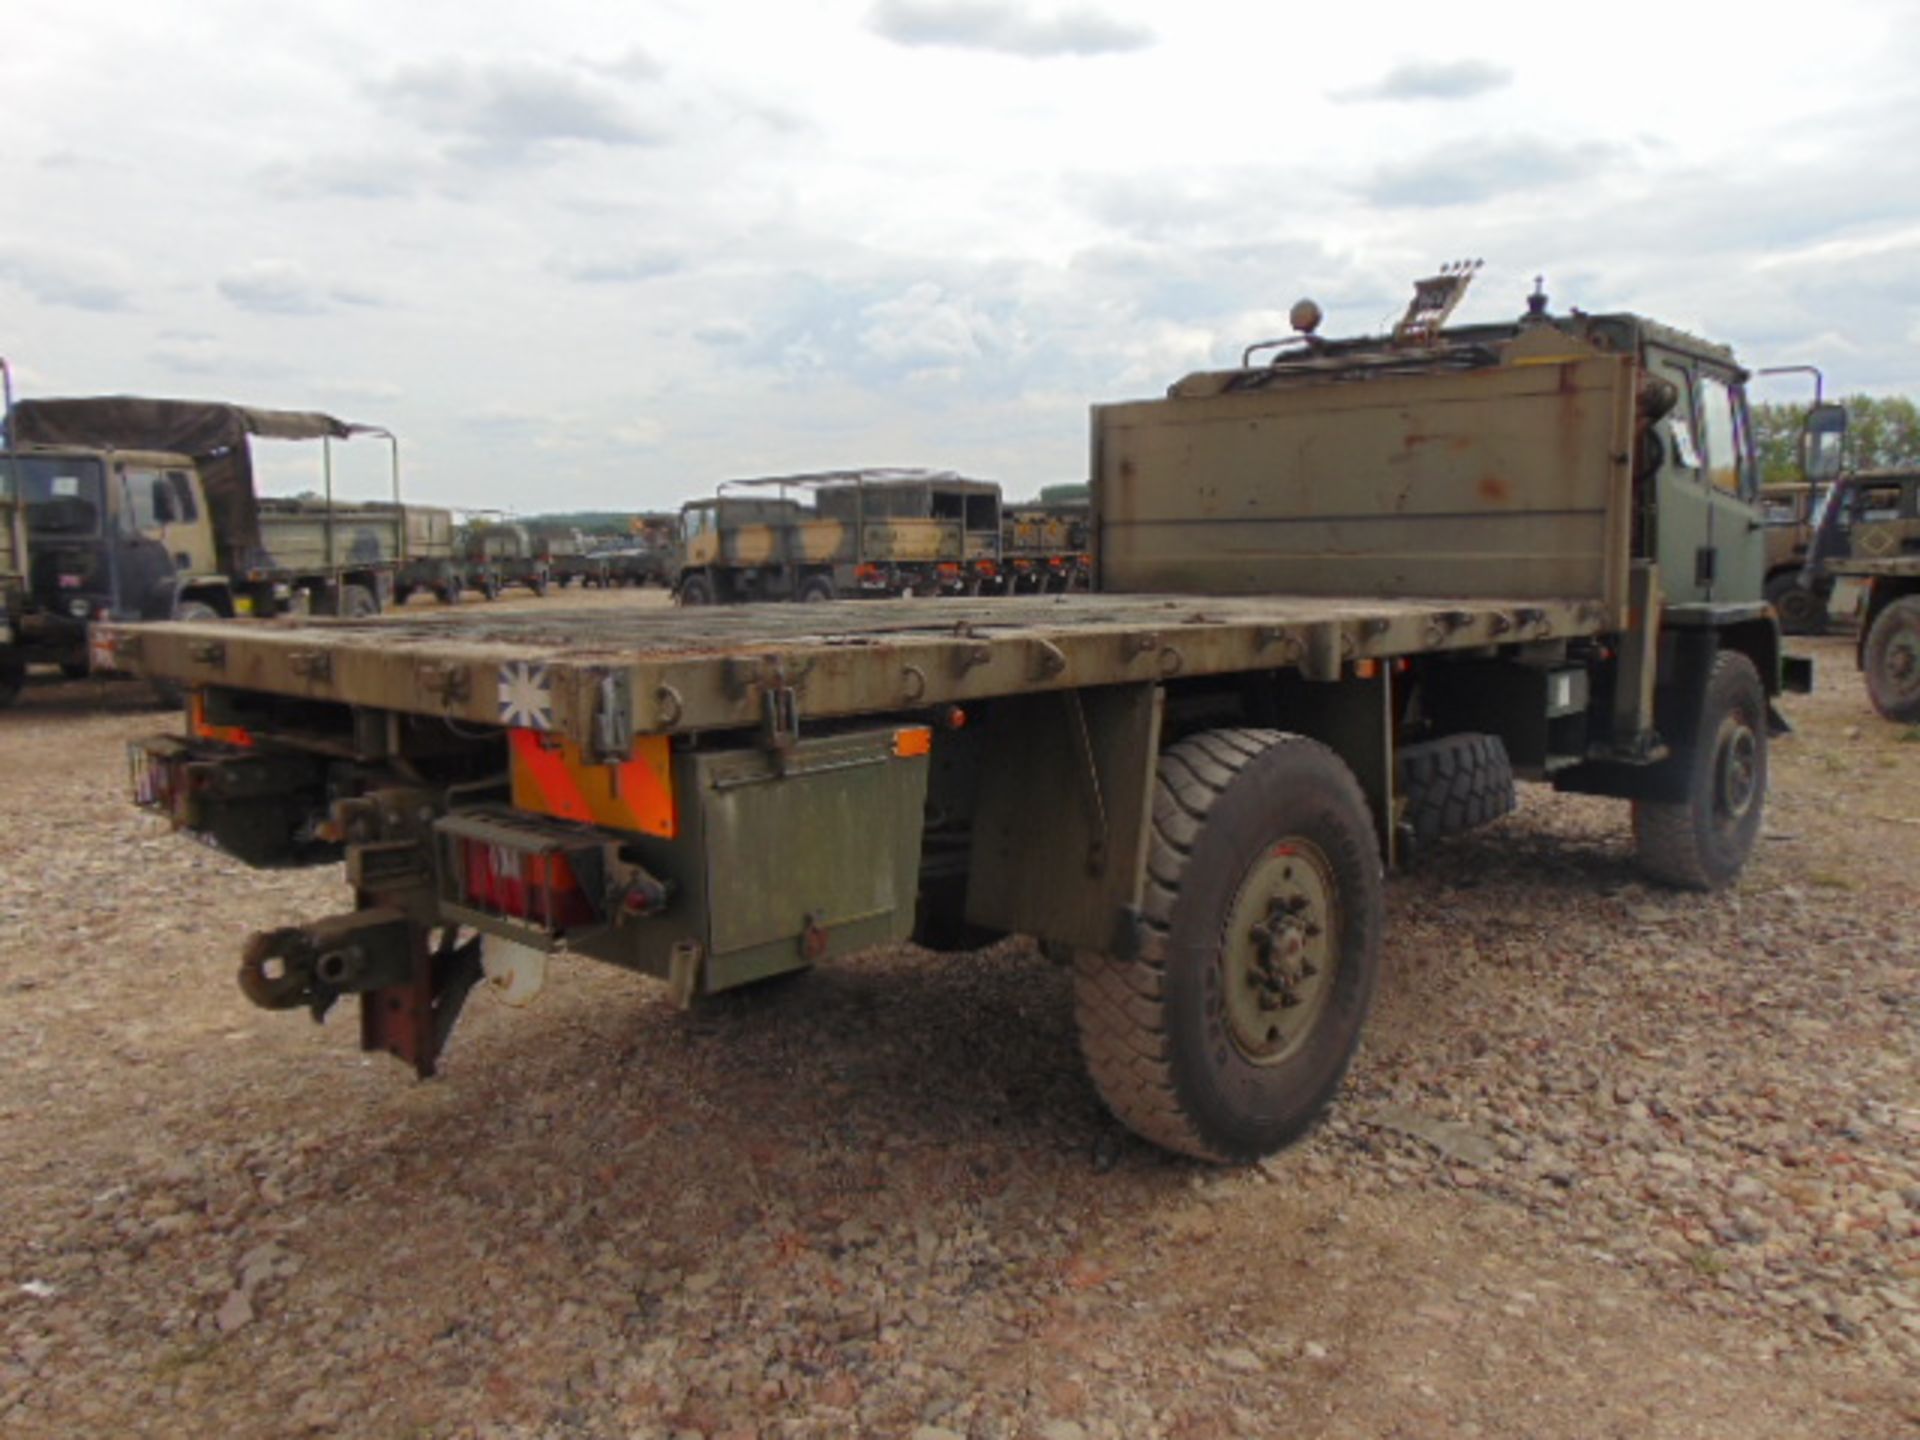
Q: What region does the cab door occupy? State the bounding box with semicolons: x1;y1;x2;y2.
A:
1696;369;1763;603
114;465;186;618
1648;347;1714;603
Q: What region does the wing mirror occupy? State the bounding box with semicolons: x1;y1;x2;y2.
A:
1800;402;1848;483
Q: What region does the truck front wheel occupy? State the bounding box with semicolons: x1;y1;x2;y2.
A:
1764;571;1824;635
677;574;714;606
1074;729;1383;1162
1633;650;1767;890
1862;595;1920;723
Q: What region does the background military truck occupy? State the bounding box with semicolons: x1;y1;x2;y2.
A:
0;415;23;704
1000;486;1092;593
1804;467;1920;720
5;398;444;650
539;530;613;589
675;469;1003;603
106;271;1824;1164
456;519;551;600
1758;480;1832;633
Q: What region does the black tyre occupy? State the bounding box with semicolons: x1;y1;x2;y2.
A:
58;659;90;680
1396;732;1515;846
797;575;835;604
1633;650;1767;890
0;655;23;709
1074;729;1383;1162
481;578;501;602
1862;595;1920;724
392;584;415;608
340;584;378;619
1765;571;1824;636
677;573;715;607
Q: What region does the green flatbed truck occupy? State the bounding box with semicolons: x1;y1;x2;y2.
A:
102;274;1830;1162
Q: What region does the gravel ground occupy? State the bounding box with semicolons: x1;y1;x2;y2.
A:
0;618;1916;1439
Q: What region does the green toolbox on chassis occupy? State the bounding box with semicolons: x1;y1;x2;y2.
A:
103;272;1830;1162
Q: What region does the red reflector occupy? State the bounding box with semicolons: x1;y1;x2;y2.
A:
457;839;597;931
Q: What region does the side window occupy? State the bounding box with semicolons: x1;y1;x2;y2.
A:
122;468;165;533
165;471;198;522
1856;485;1903;523
1657;360;1703;479
1698;375;1745;498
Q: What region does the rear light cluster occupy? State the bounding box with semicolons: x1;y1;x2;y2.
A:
436;808;632;944
455;842;598;933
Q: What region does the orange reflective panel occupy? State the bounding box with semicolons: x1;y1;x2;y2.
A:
510;730;676;838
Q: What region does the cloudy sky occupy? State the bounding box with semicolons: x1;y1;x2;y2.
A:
5;0;1919;511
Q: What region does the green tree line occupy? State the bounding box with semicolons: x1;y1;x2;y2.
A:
1753;394;1920;484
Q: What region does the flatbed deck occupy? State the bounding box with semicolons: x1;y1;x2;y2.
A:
107;591;1613;746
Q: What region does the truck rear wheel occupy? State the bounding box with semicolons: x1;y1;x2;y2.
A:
1765;571;1824;635
340;584;378;619
0;656;23;708
1073;729;1383;1162
1863;595;1920;723
1396;732;1515;846
1633;650;1767;890
798;575;835;603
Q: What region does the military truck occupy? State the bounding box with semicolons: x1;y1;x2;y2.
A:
103;271;1826;1163
0;397;450;695
0;466;23;707
1001;490;1092;594
542;531;612;589
456;519;551;600
1758;480;1832;633
1804;467;1920;721
675;470;1003;603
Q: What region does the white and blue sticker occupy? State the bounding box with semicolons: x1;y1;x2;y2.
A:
497;661;553;730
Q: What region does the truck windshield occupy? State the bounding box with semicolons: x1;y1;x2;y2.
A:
15;457;106;536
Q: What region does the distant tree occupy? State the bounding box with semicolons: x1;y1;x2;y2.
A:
1752;394;1920;484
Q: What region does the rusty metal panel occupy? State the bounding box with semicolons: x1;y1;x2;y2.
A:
1096;354;1635;617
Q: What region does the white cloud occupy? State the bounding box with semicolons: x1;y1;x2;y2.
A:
1335;59;1513;103
867;1;1153;57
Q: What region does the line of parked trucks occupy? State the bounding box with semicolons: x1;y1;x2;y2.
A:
0;370;1099;707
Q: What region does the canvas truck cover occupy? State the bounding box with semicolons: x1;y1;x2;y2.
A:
9;398;371;573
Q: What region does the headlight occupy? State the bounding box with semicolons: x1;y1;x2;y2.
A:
68;597;92;619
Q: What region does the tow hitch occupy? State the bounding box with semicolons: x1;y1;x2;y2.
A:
239;909;484;1078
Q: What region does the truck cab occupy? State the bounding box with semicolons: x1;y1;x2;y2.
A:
1;443;221;673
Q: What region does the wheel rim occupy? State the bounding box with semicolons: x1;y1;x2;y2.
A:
1883;628;1920;702
1712;713;1760;829
1219;839;1340;1066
